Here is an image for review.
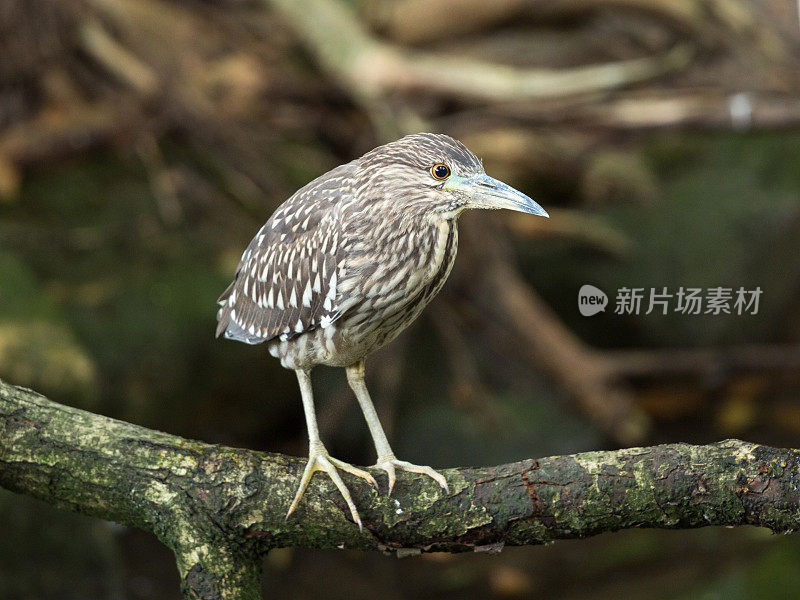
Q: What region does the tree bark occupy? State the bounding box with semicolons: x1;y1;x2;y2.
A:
2;379;799;598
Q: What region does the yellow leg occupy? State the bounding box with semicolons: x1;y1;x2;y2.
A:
287;369;377;531
346;360;449;495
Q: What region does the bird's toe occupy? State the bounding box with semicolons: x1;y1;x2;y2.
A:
328;456;379;490
375;457;449;495
375;460;398;495
286;449;371;531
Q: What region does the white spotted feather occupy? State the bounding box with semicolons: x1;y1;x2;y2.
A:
215;162;355;344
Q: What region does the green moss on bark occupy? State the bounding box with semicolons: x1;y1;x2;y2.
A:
2;380;800;599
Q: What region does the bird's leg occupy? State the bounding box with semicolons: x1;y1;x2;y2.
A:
287;369;378;531
346;360;449;495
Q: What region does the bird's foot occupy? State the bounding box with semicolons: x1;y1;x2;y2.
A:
286;444;378;531
375;455;449;496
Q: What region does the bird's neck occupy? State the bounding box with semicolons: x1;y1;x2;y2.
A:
426;216;458;281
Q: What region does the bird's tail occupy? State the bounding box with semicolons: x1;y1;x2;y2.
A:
215;281;266;344
215;281;235;338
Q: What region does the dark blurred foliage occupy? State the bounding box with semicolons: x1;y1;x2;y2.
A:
2;0;800;598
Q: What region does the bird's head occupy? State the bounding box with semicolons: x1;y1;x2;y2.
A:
358;133;548;220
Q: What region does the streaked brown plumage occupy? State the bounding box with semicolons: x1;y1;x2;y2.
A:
217;133;548;529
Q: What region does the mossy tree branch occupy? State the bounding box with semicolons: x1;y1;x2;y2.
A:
2;380;800;599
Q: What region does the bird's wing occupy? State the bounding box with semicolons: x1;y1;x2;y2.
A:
216;161;356;344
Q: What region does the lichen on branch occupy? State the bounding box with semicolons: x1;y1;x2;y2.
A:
1;379;799;599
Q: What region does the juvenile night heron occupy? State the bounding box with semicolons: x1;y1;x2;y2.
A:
216;133;548;528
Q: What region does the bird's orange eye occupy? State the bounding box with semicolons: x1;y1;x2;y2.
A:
431;164;451;180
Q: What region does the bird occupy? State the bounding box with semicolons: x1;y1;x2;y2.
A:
216;133;548;529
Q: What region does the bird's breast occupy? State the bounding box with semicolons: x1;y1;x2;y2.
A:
367;217;457;306
340;218;457;329
280;217;459;369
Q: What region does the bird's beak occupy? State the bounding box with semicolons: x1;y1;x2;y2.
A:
446;174;549;217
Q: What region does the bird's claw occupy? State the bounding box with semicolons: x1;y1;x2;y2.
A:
375;456;449;496
286;447;377;531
